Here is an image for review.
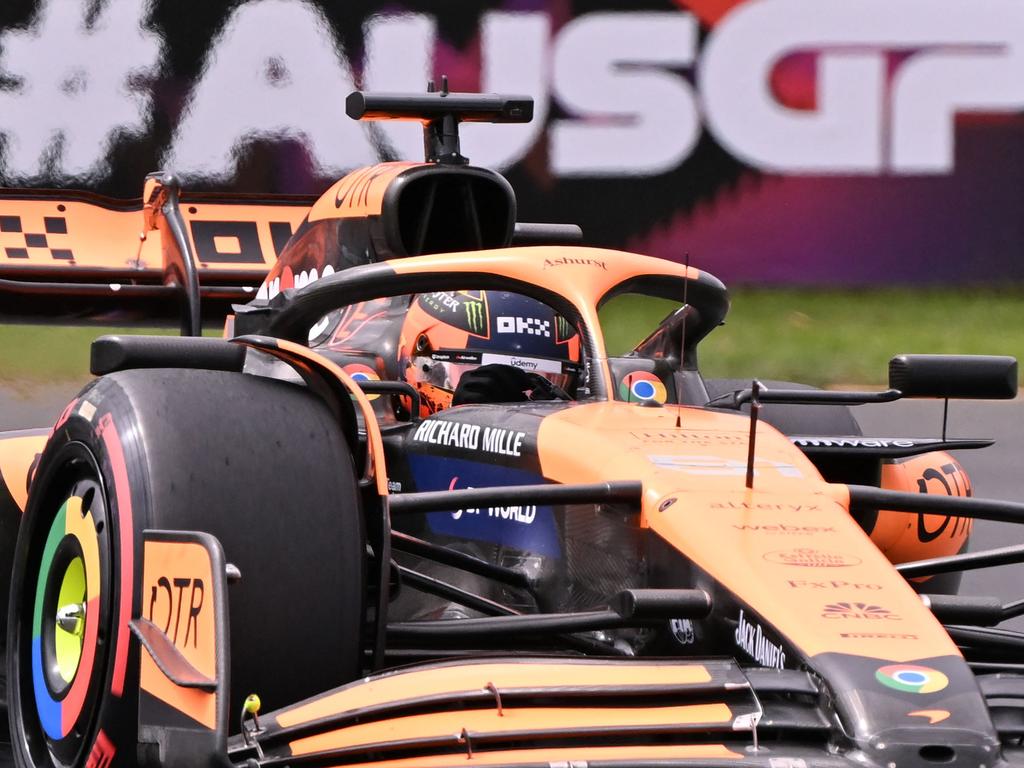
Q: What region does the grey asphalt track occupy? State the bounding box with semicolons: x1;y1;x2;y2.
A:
855;398;1024;628
1;387;1022;613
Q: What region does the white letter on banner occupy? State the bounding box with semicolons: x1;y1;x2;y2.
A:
550;12;700;177
701;0;1024;175
165;0;375;180
889;1;1024;172
0;0;161;180
362;13;436;162
461;12;550;170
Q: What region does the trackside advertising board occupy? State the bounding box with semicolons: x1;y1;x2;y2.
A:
1;0;1022;285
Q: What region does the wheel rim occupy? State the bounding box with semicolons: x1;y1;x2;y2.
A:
15;445;112;767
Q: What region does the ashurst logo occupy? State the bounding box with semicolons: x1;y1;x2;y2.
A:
543;256;607;270
763;549;861;567
735;609;786;669
822;602;900;620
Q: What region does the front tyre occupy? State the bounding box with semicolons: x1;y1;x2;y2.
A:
8;444;114;768
7;369;365;768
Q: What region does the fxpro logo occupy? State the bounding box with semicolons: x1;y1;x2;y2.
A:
2;1;1022;181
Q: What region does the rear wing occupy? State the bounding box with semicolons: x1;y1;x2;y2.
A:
0;173;313;333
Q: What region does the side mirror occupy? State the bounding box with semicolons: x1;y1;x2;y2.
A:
889;354;1018;399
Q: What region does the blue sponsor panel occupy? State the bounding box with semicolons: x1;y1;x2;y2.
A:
407;455;560;557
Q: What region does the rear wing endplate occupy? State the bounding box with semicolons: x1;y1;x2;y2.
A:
0;175;312;332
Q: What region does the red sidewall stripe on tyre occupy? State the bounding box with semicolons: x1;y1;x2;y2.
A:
96;413;133;698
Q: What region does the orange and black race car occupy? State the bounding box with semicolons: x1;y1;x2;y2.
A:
1;88;1023;768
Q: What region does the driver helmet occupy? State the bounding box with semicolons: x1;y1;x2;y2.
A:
400;290;581;415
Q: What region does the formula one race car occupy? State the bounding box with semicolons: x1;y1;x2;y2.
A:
2;87;1024;768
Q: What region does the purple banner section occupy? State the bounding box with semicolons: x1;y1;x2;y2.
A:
631;123;1024;285
0;0;1022;284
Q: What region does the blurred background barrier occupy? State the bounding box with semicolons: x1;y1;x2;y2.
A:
0;0;1021;387
1;0;1023;284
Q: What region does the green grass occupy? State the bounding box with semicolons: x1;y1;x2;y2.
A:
0;325;195;390
600;287;1024;387
3;288;1023;388
700;288;1024;387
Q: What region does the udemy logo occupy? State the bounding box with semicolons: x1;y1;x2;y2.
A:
876;664;949;694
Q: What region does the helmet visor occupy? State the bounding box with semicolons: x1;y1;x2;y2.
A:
411;349;577;395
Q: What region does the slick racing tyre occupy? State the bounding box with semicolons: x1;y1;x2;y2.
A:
704;378;862;437
6;368;364;768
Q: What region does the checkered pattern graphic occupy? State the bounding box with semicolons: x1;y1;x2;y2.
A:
0;214;73;260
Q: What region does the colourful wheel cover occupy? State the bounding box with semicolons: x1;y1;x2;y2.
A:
344;363;382;401
31;495;102;740
619;370;667;404
875;664;949;694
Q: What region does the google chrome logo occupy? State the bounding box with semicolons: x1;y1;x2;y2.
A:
875;664;949;694
619;371;667;404
344;363;382;401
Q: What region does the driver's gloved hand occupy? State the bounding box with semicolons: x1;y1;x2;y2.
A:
452;364;535;406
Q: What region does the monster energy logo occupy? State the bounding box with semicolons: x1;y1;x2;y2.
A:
556;316;574;340
465;300;487;335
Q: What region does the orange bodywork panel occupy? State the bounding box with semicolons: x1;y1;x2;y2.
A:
308;163;421;223
0;429;48;512
873;452;974;565
0;190;308;283
277;660;713;728
288;703;733;757
326;744;743;768
272;658;742;761
139;539;219;729
535;402;960;664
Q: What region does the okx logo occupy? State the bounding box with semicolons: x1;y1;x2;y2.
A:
822;602;899;620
